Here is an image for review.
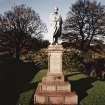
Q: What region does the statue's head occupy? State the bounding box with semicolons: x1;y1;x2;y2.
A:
54;7;59;14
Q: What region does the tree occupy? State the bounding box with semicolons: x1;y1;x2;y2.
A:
62;0;105;52
0;4;46;61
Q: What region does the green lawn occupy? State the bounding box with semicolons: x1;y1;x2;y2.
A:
17;69;105;105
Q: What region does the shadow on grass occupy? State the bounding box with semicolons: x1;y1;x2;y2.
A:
66;75;96;104
65;72;82;81
0;54;40;105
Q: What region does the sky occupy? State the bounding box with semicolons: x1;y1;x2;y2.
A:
0;0;105;40
0;0;105;27
0;0;76;26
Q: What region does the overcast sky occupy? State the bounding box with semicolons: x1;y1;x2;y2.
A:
0;0;105;40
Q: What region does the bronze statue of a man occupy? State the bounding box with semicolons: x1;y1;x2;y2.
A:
49;7;62;44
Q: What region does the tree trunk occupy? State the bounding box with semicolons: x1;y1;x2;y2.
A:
80;39;85;51
15;46;20;62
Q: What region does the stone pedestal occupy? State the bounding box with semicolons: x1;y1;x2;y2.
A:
34;44;78;105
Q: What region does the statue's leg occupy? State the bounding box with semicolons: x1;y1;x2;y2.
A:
52;36;55;44
53;36;54;43
55;37;58;44
56;37;58;43
50;34;53;44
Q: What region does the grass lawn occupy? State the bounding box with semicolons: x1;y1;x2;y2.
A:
17;69;105;105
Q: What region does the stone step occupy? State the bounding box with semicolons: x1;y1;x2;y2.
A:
35;103;77;105
42;80;69;85
37;81;71;92
42;74;64;82
36;91;76;96
34;91;77;105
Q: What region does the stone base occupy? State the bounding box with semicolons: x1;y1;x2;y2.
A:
34;74;78;105
43;73;64;82
34;45;78;105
